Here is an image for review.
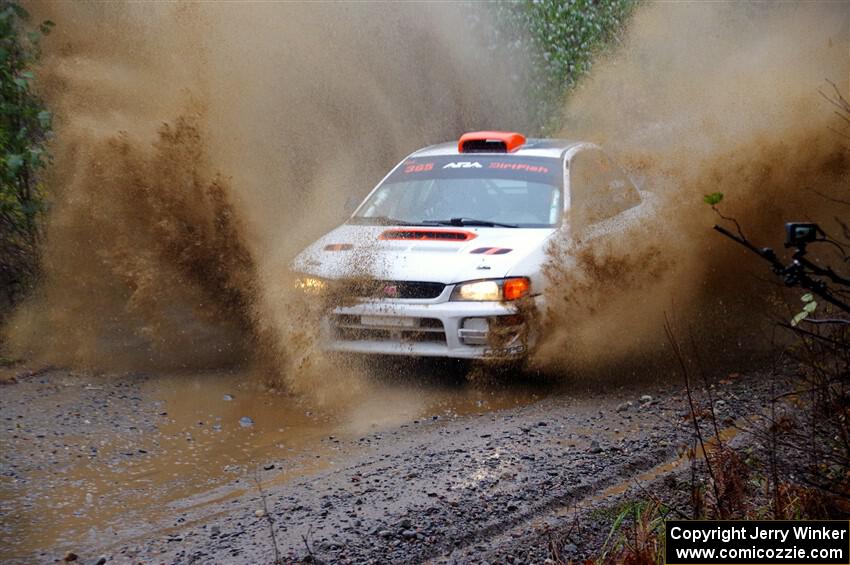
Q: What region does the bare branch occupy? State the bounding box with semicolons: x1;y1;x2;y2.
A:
253;465;282;565
799;318;850;326
663;313;721;507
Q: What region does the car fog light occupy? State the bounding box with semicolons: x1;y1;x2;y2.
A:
463;318;488;331
459;317;489;345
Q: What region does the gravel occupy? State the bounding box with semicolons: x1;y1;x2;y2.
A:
1;365;793;564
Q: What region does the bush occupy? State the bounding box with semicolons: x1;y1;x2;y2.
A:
488;0;638;134
0;1;52;309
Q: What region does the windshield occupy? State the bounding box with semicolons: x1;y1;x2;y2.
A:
351;155;563;228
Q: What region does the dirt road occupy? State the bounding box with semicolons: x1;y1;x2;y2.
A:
0;365;786;564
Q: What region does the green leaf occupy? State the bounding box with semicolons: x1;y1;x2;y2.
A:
803;300;818;314
37;110;50;129
801;293;814;302
8;3;29;21
27;147;43;167
791;311;808;327
703;192;724;206
5;153;23;174
21;200;43;217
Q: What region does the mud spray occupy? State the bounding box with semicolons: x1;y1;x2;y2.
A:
535;1;850;377
3;2;849;391
3;2;527;397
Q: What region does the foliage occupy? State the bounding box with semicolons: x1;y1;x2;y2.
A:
487;0;639;134
597;499;666;565
709;195;850;514
790;293;817;327
0;1;52;307
702;192;723;206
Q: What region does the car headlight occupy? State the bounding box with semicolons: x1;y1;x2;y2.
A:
293;275;328;295
450;277;530;302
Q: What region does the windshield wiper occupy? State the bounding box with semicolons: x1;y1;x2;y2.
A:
422;218;518;228
349;216;416;226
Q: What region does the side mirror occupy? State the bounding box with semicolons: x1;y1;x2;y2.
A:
343;195;360;215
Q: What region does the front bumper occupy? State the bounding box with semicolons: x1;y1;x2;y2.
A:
321;296;542;359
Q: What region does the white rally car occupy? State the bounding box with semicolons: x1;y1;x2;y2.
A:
292;131;642;360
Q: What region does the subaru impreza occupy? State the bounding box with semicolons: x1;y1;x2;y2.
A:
292;131;643;360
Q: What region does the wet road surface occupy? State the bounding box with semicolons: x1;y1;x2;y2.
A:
0;364;548;563
0;363;786;564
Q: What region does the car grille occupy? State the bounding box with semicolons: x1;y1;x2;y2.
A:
331;314;446;344
371;281;445;299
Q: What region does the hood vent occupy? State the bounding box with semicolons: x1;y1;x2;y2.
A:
470;247;512;255
379;228;477;242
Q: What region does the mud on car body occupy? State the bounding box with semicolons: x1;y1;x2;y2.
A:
292;131;643;360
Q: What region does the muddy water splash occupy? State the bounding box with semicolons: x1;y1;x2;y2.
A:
3;3;526;382
536;2;850;373
7;2;847;383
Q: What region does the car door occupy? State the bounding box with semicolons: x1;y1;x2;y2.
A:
567;147;640;233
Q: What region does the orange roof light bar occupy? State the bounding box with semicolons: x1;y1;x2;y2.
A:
458;131;526;153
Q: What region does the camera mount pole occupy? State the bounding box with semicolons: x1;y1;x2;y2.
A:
713;224;850;315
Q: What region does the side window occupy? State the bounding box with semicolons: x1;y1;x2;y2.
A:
569;149;640;229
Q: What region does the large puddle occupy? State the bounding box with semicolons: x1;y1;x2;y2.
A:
0;367;548;561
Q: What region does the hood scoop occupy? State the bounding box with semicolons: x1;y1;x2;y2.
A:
379;228;477;242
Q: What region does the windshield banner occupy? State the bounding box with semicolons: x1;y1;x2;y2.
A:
386;156;562;186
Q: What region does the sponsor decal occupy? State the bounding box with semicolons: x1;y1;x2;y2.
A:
403;162;434;173
382;284;399;298
488;162;550;173
386;156;561;184
483;344;526;357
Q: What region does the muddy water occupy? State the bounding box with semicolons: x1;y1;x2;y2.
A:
0;369;546;561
